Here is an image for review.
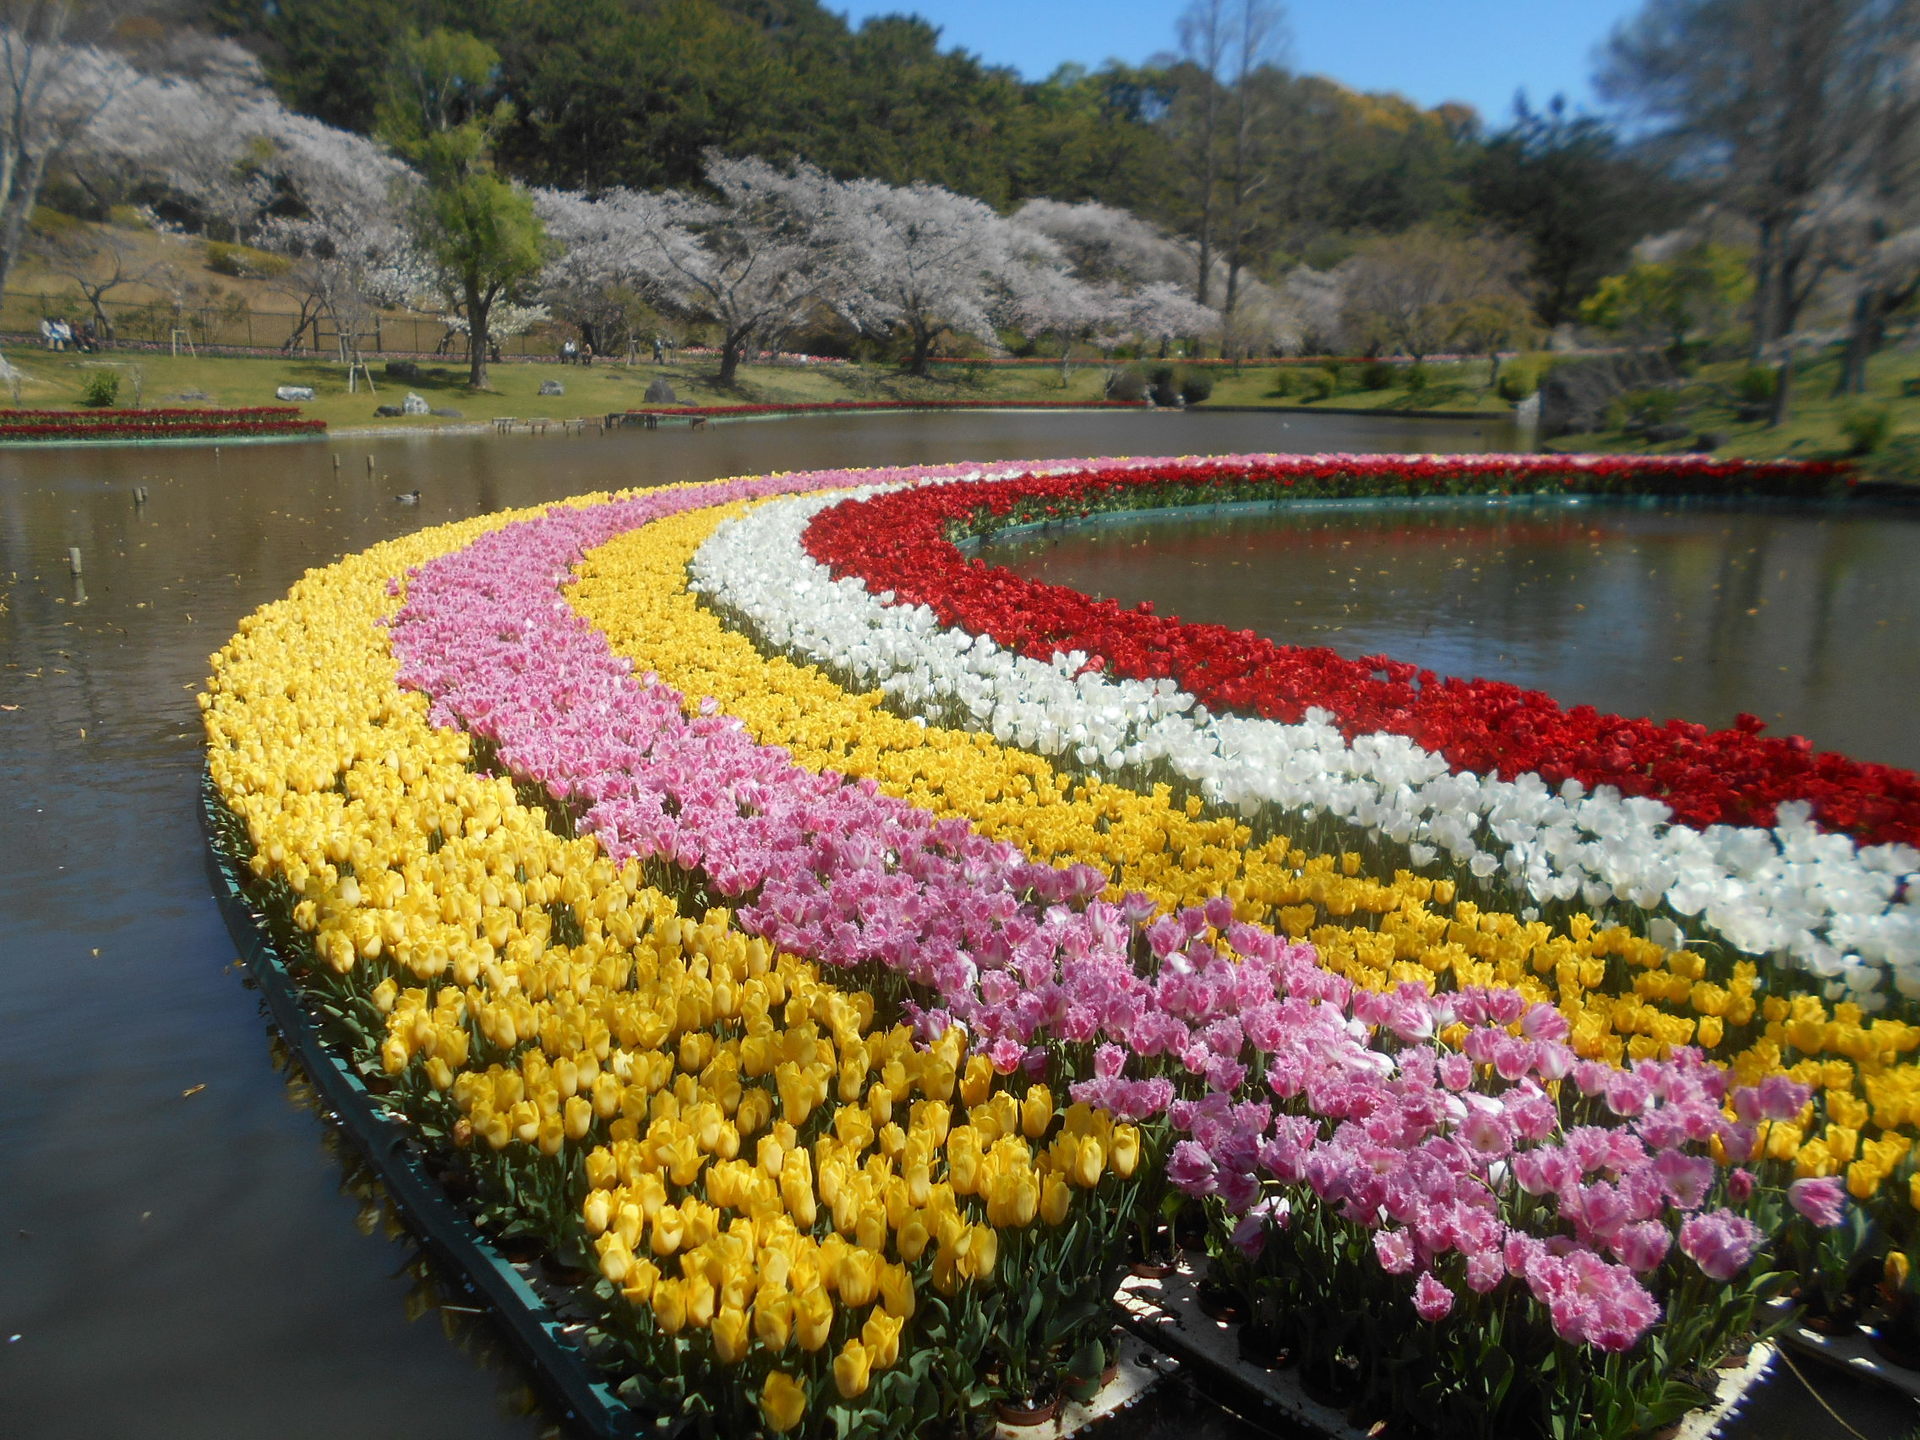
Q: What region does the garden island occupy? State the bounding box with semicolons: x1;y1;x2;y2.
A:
4;3;1919;1440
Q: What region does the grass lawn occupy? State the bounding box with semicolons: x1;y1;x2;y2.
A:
0;345;1520;437
0;347;1156;434
1199;358;1515;414
1547;349;1920;481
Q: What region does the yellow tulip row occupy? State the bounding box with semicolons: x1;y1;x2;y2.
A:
202;481;1148;1434
566;499;1920;1206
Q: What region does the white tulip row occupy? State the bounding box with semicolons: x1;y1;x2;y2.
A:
685;486;1920;1003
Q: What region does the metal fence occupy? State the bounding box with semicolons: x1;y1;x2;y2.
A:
0;289;568;360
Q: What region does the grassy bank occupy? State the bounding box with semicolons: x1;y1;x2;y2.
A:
1548;349;1920;482
0;345;1515;436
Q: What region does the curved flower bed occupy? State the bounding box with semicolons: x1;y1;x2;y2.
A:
695;488;1918;1004
203;454;1919;1440
798;455;1920;846
0;404;323;441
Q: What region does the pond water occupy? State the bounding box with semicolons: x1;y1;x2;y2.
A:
979;499;1920;774
0;409;1910;1440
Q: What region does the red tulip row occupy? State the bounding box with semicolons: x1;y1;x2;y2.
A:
0;413;325;441
800;453;1920;846
0;405;309;423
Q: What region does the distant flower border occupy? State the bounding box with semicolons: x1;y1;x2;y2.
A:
0;405;323;441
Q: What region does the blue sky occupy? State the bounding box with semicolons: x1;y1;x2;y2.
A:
834;1;1649;126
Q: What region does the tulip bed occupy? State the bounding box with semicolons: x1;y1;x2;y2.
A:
204;452;1920;1440
0;405;325;441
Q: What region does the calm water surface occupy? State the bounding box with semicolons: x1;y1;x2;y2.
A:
982;499;1920;773
1;410;1910;1439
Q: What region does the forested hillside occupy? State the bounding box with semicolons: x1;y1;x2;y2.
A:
201;0;1662;293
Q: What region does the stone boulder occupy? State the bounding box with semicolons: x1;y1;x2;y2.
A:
275;384;315;402
401;391;430;415
644;377;677;404
539;378;565;396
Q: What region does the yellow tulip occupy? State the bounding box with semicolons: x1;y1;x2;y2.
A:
1021;1084;1053;1140
795;1284;833;1352
834;1338;873;1399
760;1371;807;1433
863;1308;904;1370
582;1190;612;1236
780;1151;817;1228
1072;1136;1105;1189
652;1277;687;1335
651;1205;685;1256
1110;1124;1140;1179
564;1095;593;1142
712;1304;750;1363
686;1271;717;1328
964;1223;998;1283
752;1289;794;1350
620;1257;659;1308
838;1247;879;1307
878;1262;915;1319
961;1054;993;1107
1040;1171;1072;1227
897;1213;931;1263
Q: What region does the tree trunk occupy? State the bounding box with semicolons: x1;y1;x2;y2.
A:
1747;222;1776;368
1767;343;1794;429
908;323;936;378
719;326;749;386
0;147;52;299
465;278;491;389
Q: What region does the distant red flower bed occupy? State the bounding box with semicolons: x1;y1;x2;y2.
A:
800;452;1920;846
0;406;324;441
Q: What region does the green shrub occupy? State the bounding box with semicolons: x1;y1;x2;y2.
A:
1269;367;1299;398
1179;370;1213;405
30;205;83;236
1735;367;1778;405
1841;404;1894;457
1404;362;1431;395
106;204;152;230
205;240;291;279
81;370;120;407
1322;362;1349;391
1302;368;1337;401
1496;357;1544;403
1608;388;1680;429
1360;361;1394;391
1105;368;1148;402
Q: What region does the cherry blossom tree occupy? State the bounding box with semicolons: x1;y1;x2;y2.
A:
830;177;1051;375
1011;197;1200;291
0;1;145;294
599;154;838;385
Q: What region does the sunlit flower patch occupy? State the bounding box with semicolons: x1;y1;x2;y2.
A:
204;453;1919;1440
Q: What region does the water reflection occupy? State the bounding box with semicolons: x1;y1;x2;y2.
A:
981;498;1920;773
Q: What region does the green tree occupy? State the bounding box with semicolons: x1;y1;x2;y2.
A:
1577;242;1752;352
380;27;548;389
1469;95;1692;327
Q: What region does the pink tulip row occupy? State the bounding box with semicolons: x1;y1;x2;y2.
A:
385;464;1842;1353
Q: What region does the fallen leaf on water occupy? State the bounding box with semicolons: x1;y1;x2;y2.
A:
181;1083;206;1098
